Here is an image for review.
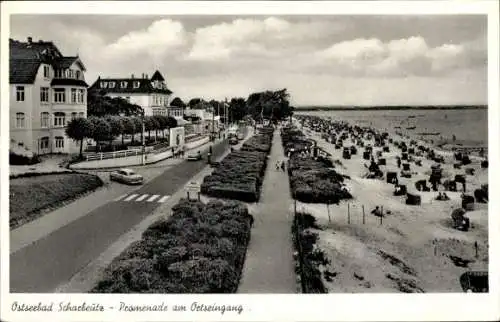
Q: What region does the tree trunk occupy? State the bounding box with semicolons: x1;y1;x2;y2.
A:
79;139;83;158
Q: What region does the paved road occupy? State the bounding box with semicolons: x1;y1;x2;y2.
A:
10;137;231;293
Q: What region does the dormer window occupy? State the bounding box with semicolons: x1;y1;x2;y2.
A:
76;70;81;79
133;81;140;89
120;81;128;88
109;81;116;88
100;81;107;89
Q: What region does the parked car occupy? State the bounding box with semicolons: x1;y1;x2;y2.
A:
110;168;144;185
187;151;203;161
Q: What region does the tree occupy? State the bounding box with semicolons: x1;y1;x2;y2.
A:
246;88;292;123
166;116;178;129
145;116;159;141
121;116;136;144
87;89;142;117
88;117;111;152
188;98;202;108
132;116;143;144
229;97;247;123
65;117;93;158
171;97;186;108
106;115;124;148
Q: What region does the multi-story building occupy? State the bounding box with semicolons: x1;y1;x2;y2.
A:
89;71;174;117
9;37;88;155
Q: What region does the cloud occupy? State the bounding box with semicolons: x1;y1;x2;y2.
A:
186;17;346;61
315;35;486;77
104;19;189;62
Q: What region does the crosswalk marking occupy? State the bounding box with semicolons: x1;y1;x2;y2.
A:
135;194;149;202
147;194;160;202
124;194;139;202
115;193;171;203
158;195;170;203
114;194;128;201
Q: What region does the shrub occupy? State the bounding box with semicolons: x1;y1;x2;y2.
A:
201;132;273;202
9;152;41;165
92;199;252;293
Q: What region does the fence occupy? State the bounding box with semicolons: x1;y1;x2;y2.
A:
85;149;143;162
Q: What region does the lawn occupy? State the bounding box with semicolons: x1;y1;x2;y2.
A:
9;172;103;229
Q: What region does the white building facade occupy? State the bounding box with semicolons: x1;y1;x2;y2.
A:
89;71;173;117
9;37;88;155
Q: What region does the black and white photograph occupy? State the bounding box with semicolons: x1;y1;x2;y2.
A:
1;1;499;321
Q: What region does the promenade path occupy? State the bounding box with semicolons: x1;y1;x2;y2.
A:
238;128;297;293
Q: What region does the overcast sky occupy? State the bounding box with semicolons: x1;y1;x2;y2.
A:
10;15;487;106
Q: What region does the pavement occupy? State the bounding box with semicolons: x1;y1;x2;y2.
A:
9;133;235;293
238;128;297;293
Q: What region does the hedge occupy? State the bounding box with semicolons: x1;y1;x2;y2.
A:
9;152;41;165
200;131;274;202
292;212;328;293
92;199;253;293
282;127;353;204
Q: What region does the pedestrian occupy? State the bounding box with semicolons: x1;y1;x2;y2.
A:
281;160;286;172
276;161;280;171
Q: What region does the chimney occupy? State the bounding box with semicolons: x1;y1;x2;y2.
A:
131;74;134;79
145;74;148;79
27;37;32;43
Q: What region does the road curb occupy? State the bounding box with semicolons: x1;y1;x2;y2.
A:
54;127;254;293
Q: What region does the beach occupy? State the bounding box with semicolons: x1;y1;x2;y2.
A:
292;115;488;292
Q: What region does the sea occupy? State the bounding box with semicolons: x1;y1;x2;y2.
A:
296;109;488;147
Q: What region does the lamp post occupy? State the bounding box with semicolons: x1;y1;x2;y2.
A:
141;109;146;165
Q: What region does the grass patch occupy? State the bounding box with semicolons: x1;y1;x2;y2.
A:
92;198;253;293
9;172;103;229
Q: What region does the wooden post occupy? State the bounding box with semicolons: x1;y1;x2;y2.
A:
380;206;383;225
294;200;297;215
187;191;190;200
362;205;365;224
475;241;478;258
347;203;350;224
326;203;331;224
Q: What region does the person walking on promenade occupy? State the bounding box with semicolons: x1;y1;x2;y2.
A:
281;160;286;172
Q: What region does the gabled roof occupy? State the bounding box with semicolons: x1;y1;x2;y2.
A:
9;38;87;84
53;56;87;71
89;77;173;95
9;59;41;84
150;70;165;81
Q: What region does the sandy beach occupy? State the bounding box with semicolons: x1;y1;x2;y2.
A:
292;116;488;293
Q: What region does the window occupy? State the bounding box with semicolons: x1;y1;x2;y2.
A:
40;112;50;128
66;69;74;79
133;81;140;89
16;86;25;101
109;81;116;88
53;88;66;103
100;82;108;89
55;136;64;148
78;112;84;118
40;137;49;149
40;87;49;102
71;112;77;120
54;112;66;127
71;88;77;103
78;89;85;104
76;70;81;79
55;69;63;78
43;65;50;78
121;81;128;88
16;112;25;128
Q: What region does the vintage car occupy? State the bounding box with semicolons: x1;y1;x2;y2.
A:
109;168;144;185
187;151;203;161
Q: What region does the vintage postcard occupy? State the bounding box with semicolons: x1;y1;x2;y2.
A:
1;1;499;321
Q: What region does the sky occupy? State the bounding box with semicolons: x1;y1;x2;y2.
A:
10;14;487;106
